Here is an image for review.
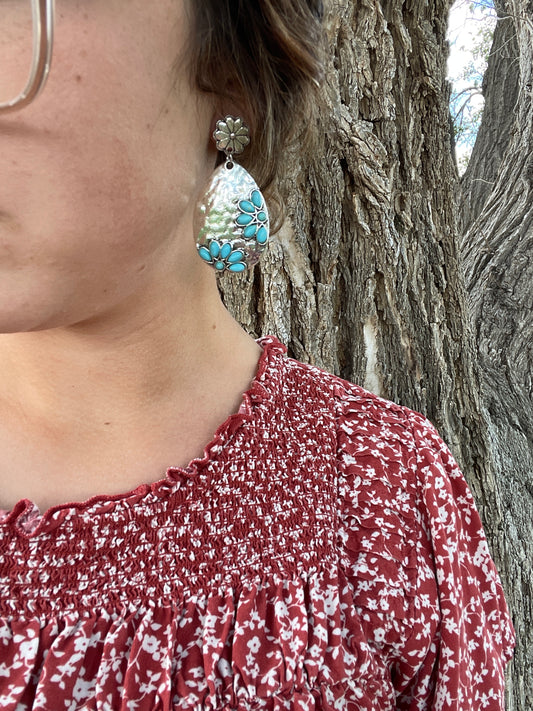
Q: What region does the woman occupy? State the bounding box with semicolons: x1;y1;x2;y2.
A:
0;1;514;709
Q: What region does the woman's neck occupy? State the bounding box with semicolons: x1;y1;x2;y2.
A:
0;273;262;511
0;273;260;438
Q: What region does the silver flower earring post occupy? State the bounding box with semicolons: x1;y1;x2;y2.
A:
194;117;270;273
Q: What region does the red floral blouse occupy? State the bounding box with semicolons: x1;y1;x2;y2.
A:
0;337;515;710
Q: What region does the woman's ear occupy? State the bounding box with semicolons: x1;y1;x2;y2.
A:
210;88;250;139
206;110;224;168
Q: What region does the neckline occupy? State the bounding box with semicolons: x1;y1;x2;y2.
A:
0;335;287;537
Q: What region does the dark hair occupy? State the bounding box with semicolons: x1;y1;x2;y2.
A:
187;0;325;225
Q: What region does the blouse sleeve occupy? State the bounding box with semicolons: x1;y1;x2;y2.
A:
394;410;515;710
335;388;515;711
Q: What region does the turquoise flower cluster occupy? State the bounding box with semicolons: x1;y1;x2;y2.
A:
197;240;247;273
197;187;269;274
235;190;269;245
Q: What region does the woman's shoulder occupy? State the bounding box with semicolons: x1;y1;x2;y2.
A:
262;335;432;451
269;342;516;703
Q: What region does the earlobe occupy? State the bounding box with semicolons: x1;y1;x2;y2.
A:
209;88;250;140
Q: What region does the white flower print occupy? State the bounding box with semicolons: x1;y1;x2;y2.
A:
247;635;261;654
0;338;514;710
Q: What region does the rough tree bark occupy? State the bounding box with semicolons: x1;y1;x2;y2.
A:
459;3;520;231
460;2;533;709
219;0;519;706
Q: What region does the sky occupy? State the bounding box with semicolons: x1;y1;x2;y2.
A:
446;0;497;169
447;1;484;76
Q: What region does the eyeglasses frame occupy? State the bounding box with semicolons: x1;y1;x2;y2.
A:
0;0;55;113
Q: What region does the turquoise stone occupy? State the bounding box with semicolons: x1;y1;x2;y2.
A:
238;200;255;214
195;162;269;273
257;226;268;244
220;242;232;259
236;213;253;226
209;241;221;258
244;224;258;238
198;246;212;262
228;250;244;263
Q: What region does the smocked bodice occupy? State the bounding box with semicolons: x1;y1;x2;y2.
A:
0;337;515;710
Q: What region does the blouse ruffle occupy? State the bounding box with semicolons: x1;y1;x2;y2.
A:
0;337;515;710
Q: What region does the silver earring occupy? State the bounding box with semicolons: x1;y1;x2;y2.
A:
194;116;269;273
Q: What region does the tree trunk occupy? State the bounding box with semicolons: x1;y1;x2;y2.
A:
219;0;520;706
459;1;520;231
460;2;533;709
